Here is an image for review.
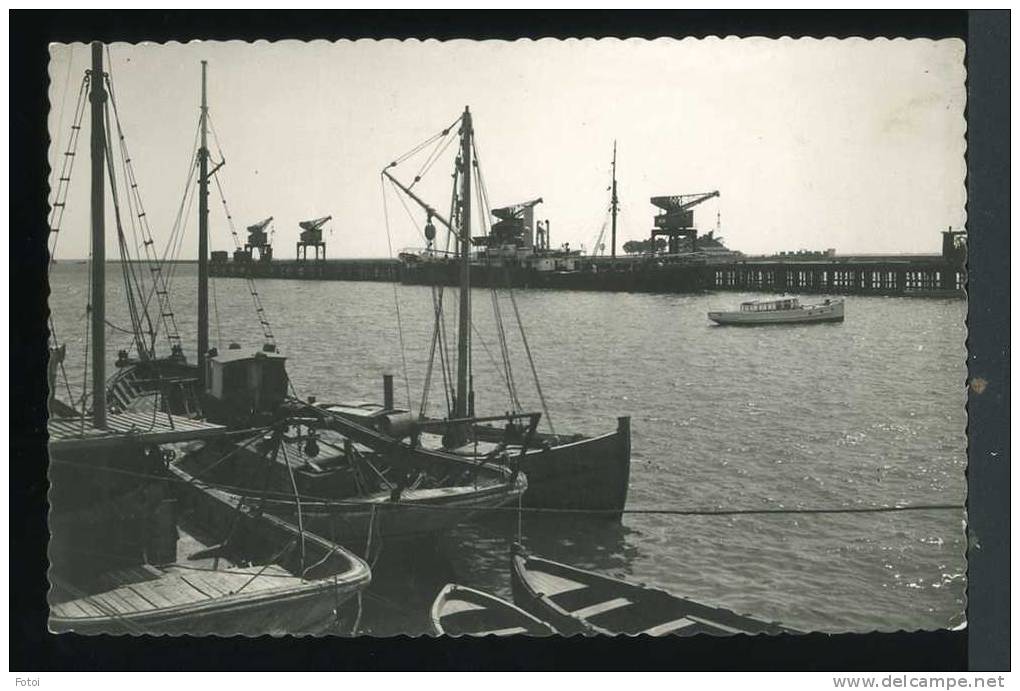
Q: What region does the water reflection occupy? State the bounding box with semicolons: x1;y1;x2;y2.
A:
348;511;640;636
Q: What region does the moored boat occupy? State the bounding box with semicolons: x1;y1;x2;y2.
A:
430;584;555;636
324;399;631;514
170;414;528;554
510;545;794;636
708;296;844;325
376;107;631;516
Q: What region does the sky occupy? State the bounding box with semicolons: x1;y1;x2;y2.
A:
48;38;966;260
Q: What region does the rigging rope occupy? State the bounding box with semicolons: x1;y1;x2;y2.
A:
47;72;90;405
379;176;414;411
102;99;156;361
104;65;183;353
210;172;276;346
148;120;200;314
471;134;556;436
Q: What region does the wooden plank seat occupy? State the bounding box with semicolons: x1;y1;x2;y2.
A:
546;583;614;611
641;617;699;636
570;597;633;620
474;626;529;636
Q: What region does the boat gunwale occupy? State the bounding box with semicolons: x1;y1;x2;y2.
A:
431;583;554;637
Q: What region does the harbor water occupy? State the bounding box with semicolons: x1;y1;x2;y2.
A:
47;262;968;636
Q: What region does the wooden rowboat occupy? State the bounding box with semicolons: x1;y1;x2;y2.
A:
48;442;371;636
510;545;793;637
430;584;555;636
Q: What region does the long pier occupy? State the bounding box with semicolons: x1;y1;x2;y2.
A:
209;253;965;298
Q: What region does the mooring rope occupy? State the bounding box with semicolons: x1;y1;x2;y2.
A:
47;457;964;519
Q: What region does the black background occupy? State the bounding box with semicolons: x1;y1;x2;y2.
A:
10;10;1008;671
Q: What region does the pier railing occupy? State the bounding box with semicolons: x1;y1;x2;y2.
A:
711;258;965;297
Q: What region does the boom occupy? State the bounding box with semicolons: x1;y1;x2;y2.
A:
298;216;332;232
650;191;720;214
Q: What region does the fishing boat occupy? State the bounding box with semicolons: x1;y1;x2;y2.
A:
169;415;528;555
375;107;631;516
83;56;285;429
430;584;555;636
47;45;371;636
510;545;794;636
708;296;844;325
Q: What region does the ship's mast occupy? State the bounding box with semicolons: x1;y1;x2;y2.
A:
89;42;108;429
610;141;619;258
455;106;473;420
197;60;210;385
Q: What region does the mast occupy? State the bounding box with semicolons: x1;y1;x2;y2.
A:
89;42;108;428
455;107;473;420
610;140;619;258
197;60;209;385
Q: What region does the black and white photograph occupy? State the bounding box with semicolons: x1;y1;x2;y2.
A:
32;21;989;655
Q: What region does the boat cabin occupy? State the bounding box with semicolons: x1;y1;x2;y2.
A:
740;298;800;313
205;344;289;420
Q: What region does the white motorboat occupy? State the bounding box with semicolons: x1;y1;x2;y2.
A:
708;297;844;325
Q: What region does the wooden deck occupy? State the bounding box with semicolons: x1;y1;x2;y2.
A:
48;411;226;450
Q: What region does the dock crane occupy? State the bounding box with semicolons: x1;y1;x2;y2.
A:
297;215;331;261
489;198;543;248
243;216;274;262
649;191;720;254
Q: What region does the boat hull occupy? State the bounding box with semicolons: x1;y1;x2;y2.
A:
251;478;527;555
516;425;631;516
50;579;352;636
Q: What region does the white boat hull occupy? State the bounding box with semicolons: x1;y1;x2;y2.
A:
708;300;844;325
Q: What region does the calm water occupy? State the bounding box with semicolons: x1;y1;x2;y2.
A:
48;262;968;635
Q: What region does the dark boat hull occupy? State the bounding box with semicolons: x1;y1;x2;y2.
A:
242;478;527;556
516;424;631;515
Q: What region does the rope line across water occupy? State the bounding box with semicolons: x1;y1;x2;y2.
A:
46;457;963;518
